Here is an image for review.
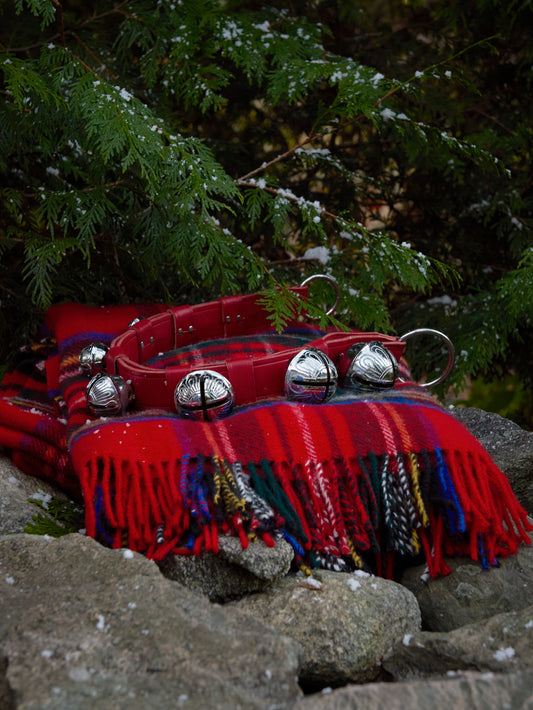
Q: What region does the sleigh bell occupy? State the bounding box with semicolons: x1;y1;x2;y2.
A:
285;347;338;403
79;342;109;376
86;372;133;416
345;341;398;391
174;370;235;421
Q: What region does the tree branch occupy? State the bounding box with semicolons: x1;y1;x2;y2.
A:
238;34;501;184
51;1;66;47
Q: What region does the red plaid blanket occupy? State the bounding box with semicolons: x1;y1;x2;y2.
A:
0;302;530;578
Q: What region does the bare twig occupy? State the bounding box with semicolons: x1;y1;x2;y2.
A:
51;1;66;47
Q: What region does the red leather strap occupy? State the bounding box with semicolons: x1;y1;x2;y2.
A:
105;289;406;411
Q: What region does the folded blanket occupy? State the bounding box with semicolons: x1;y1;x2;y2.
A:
0;302;530;578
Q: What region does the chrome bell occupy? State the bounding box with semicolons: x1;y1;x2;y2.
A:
86;373;133;416
285;347;338;403
79;342;109;376
345;341;398;391
174;370;234;421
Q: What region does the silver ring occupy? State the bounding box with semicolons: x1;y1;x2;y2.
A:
300;274;339;317
398;328;455;388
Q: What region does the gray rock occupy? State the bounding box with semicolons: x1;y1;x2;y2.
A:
0;650;15;710
2;405;533;709
0;455;72;535
0;533;302;710
292;670;533;710
453;406;533;513
401;531;533;631
217;534;294;580
383;604;533;679
158;535;294;601
230;569;421;689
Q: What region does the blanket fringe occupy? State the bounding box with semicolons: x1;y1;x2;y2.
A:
78;446;532;577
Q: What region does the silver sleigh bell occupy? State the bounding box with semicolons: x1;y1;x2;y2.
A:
79;342;109;376
86;372;133;416
345;341;398;392
174;370;235;421
285;347;338;403
345;328;455;392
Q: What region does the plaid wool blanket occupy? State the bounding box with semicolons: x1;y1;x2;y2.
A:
0;302;530;578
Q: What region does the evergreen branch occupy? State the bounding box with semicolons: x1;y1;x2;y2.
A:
397;33;502;96
238;140;314;182
238;34;502;184
238;180;451;296
22;181;126;199
69;32;107;71
81;0;130;25
24;490;85;537
13;0;56;29
4;1;132;54
237;179;337;221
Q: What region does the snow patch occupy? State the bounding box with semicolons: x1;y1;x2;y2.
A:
304;246;330;265
493;647;516;662
29;490;52;510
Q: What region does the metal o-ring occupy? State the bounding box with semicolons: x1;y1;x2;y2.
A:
300;274;339;317
398;328;455;388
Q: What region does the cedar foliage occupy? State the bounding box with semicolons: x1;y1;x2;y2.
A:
1;0;532;420
24;491;85;537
